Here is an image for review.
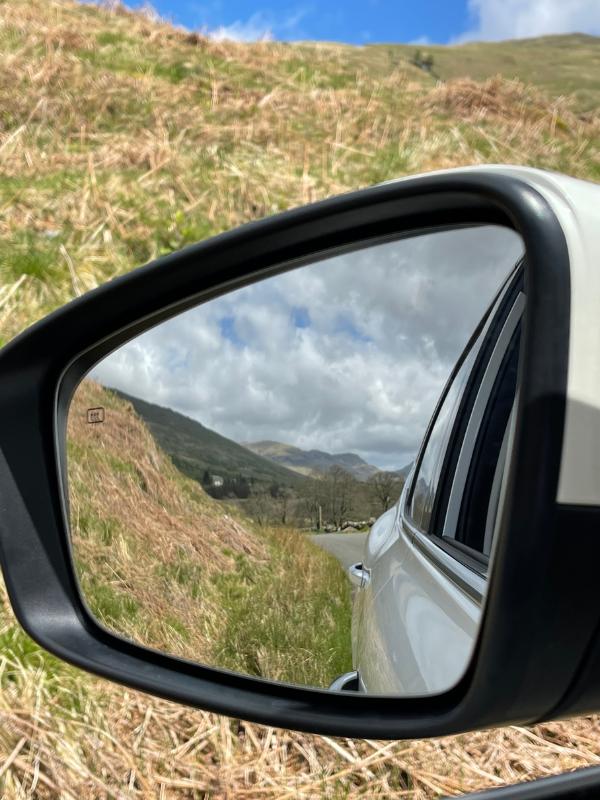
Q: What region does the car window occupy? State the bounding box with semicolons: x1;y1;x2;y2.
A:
408;268;524;550
409;327;485;532
436;290;524;560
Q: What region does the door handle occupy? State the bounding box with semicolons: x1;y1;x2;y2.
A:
349;562;370;588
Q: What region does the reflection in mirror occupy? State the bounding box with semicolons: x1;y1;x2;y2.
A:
66;225;524;695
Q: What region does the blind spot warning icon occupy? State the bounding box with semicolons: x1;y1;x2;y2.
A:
87;407;105;424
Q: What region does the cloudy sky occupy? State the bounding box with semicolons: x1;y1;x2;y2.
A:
92;226;523;470
122;0;600;43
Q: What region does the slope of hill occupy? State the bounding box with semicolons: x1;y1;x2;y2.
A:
380;34;600;112
244;440;381;480
114;390;308;491
1;0;600;796
68;379;351;684
1;2;599;350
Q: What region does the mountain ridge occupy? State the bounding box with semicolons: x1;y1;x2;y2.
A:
112;390;308;491
244;439;404;481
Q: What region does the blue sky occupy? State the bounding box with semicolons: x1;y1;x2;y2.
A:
137;0;470;45
127;0;600;45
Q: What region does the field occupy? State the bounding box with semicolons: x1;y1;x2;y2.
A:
1;0;600;796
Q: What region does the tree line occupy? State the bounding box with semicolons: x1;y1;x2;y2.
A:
203;465;406;530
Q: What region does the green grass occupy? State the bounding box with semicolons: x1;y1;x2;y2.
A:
0;232;64;283
155;551;205;599
164;615;191;642
81;577;140;629
0;627;65;686
73;507;119;545
0;625;91;716
213;529;353;688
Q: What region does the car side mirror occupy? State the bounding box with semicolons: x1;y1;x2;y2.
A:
0;165;599;739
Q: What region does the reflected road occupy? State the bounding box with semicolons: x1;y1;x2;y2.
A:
311;532;367;572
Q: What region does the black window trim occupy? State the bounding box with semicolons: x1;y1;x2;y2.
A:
426;265;525;540
482;399;516;557
405;314;491;525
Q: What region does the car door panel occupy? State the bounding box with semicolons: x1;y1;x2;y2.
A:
356;516;480;694
352;505;398;684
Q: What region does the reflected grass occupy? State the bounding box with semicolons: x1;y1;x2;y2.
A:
213;528;352;688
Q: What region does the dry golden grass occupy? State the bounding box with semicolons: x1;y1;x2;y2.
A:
68;380;265;661
0;637;599;799
1;0;599;344
1;0;600;796
423;76;580;127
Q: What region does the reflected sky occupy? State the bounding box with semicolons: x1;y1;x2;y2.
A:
92;225;524;469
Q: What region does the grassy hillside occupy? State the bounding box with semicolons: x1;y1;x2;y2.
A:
1;1;600;352
1;0;600;796
384;34;600;112
115;390;308;490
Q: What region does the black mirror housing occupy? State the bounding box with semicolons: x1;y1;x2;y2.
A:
1;166;599;739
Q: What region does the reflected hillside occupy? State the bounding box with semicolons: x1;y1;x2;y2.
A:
67;380;352;687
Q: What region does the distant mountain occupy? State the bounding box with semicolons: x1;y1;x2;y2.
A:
244;440;384;482
394;463;413;482
113;391;307;491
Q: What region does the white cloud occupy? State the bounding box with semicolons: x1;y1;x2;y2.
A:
202;7;311;42
409;36;432;46
457;0;600;42
203;12;273;42
91;226;523;470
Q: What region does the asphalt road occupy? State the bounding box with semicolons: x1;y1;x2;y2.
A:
310;532;368;572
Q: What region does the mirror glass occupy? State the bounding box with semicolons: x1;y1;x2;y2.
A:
66;224;524;695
